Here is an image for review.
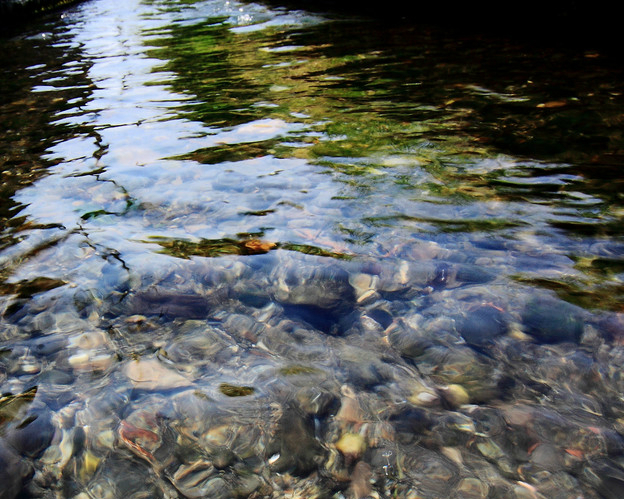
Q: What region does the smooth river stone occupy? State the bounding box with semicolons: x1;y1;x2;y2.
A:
522;297;584;344
0;440;32;499
126;289;218;319
457;305;508;348
274;264;355;310
123;358;191;390
4;408;55;458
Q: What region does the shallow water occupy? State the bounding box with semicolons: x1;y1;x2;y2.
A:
1;0;624;497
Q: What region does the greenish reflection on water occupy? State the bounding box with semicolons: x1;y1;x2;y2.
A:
0;0;621;319
0;0;622;313
134;6;624;309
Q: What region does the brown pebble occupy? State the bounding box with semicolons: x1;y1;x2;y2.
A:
349;461;372;499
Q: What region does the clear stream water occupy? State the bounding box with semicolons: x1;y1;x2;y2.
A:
1;0;624;498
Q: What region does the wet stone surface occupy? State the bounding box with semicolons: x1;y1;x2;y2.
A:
3;250;624;498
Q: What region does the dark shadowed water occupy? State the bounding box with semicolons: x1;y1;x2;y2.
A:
1;0;624;497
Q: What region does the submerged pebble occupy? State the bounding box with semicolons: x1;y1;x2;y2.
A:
0;440;32;499
273;263;356;311
123;358;191;391
457;304;508;348
522;297;585;344
386;318;430;359
335;432;366;460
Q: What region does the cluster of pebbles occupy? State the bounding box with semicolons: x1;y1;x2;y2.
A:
2;241;624;499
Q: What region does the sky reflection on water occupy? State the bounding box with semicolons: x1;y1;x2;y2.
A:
4;0;622;306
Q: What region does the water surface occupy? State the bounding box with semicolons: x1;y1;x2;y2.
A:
1;0;624;497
